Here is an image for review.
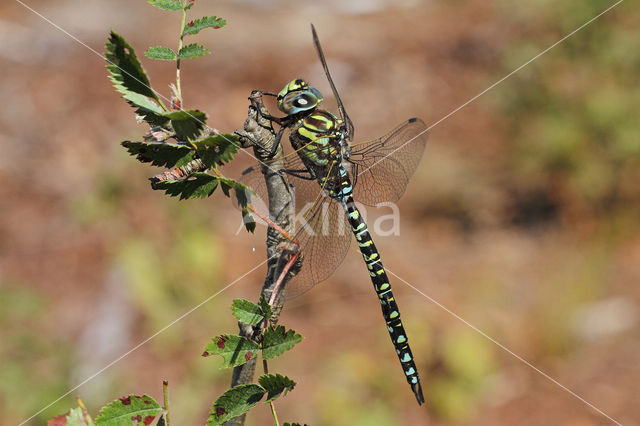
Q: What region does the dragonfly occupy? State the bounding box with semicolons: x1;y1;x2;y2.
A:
239;24;428;404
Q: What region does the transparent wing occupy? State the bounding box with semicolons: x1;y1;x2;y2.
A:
237;157;351;300
287;193;350;299
311;24;354;140
348;118;428;206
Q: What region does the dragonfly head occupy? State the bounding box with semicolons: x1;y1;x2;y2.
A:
277;79;323;115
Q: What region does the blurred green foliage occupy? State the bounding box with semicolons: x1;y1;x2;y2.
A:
116;225;224;341
65;152;234;420
497;0;640;219
315;351;395;425
428;329;495;422
0;284;75;423
72;150;229;337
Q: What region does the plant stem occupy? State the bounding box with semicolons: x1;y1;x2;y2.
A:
269;401;280;426
263;359;280;426
163;380;172;426
76;398;93;425
223;96;297;426
175;2;187;106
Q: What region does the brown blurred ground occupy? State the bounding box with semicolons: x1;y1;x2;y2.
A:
0;0;638;425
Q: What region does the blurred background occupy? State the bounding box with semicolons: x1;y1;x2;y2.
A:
1;0;638;424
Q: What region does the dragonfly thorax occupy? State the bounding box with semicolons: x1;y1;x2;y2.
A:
290;108;352;199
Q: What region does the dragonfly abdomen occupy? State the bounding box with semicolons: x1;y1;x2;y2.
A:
342;193;425;405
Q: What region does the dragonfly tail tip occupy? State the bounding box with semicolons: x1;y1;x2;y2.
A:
413;382;425;406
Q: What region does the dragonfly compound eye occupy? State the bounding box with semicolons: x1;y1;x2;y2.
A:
278;87;323;115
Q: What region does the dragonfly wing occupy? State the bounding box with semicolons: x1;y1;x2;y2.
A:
348;118;428;206
311;24;355;141
236;148;313;221
285;194;351;299
237;156;351;300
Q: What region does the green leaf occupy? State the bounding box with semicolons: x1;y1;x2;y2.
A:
259;296;273;322
240;206;255;233
207;385;265;426
95;394;161;426
152;172;220;200
258;373;296;402
121;140;194;168
65;407;88;426
213;177;234;198
121;92;165;116
147;0;183;11
231;299;264;326
163;109;207;141
49;408;85;426
182;16;227;36
106;32;168;125
234;181;256;233
178;43;211;59
262;326;302;360
145;46;177;61
192;133;240;168
105;32;157;100
203;335;260;368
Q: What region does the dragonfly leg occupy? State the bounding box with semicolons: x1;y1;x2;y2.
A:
249;91;287;126
247;205;299;246
247;206;302;306
269;126;286;155
235;118;287;157
283;169;316;181
256;110;285;125
269;250;300;306
235;131;266;149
